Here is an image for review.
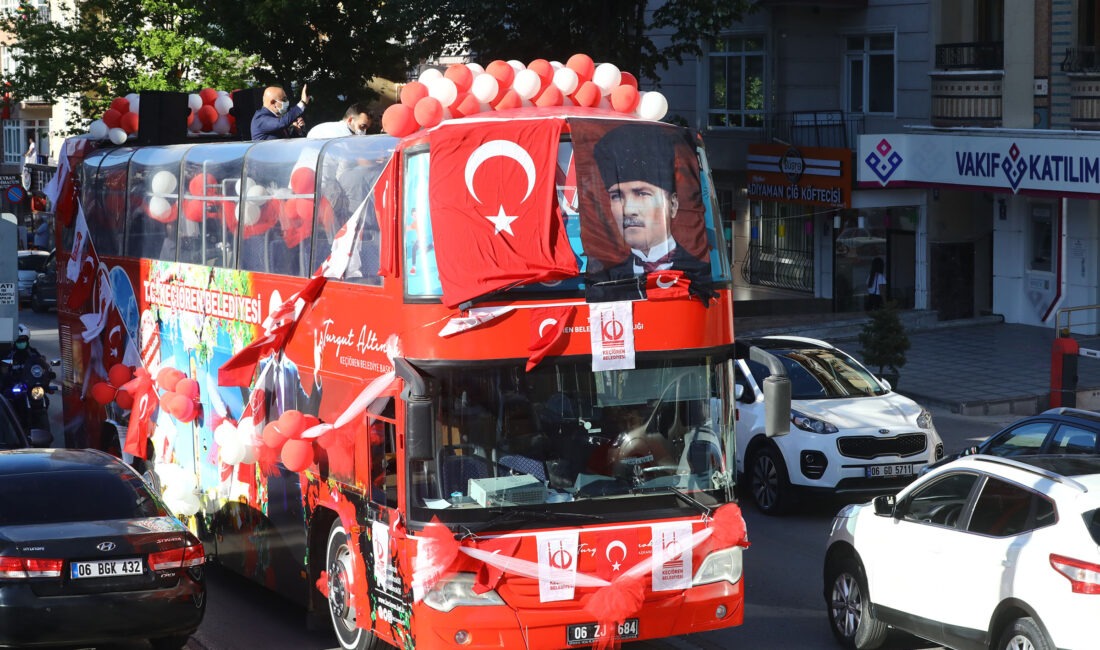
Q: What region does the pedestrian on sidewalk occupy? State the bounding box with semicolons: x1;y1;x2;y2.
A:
865;256;886;311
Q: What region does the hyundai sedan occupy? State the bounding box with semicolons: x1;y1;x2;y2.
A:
0;448;206;648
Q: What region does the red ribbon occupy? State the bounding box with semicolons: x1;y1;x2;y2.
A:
584;575;645;650
708;503;750;550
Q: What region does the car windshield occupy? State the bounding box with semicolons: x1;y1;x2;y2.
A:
406;356;735;527
0;468;167;524
770;347;886;399
17;255;48;272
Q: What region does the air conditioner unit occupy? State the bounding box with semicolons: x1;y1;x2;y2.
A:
469;475;547;507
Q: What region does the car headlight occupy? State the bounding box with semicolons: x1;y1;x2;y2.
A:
791;410;839;434
422;572;505;612
916;409;933;429
30;386;45;400
693;546;743;586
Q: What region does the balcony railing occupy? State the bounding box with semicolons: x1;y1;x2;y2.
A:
1063;47;1100;73
763;110;864;149
935;41;1004;70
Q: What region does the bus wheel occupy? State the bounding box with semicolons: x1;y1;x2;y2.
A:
326;521;381;650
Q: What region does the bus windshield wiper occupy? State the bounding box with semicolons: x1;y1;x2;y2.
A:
664;486;712;517
459;505;605;538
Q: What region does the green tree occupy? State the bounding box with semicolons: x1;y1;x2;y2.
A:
448;0;756;83
0;0;258;130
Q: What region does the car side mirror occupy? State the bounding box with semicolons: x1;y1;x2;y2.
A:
29;428;52;448
872;494;896;517
734;384;745;401
50;358;60;367
960;445;979;457
878;377;892;391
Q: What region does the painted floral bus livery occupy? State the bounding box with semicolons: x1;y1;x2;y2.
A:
52;107;771;650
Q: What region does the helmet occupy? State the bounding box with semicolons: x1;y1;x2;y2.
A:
14;324;29;350
16;324;29;339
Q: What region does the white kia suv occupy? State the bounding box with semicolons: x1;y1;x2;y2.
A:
734;336;942;514
824;454;1100;650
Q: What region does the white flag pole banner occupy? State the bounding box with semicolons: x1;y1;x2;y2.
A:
589;301;635;371
651;521;694;591
372;520;391;591
536;530;579;603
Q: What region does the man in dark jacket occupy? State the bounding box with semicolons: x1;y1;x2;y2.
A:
251;84;310;141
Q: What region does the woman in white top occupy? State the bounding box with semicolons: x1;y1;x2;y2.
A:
865;256;886;311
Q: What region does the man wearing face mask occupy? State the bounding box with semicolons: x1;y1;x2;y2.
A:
307;103;373;139
251;84;310;141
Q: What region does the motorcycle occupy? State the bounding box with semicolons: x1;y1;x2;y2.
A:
1;352;57;446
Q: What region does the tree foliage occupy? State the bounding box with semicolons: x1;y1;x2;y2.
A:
448;0;756;82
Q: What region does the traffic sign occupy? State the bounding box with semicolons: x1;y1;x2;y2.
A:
6;184;24;203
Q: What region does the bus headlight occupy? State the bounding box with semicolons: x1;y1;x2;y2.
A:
692;546;743;587
422;572;505;612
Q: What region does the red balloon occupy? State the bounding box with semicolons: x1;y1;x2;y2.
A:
159;391;173;413
285;198;314;223
610;85;640;113
399;81;429;108
573;81;601;107
451;92;480;117
182;199;203;223
91;382;117;406
280;438;314;472
294;198;314;221
381;104;417;137
290;166;315;195
620;71;639;90
317;196;335;230
197;105;217;131
109;97;130;114
108;364;132;388
535;84;564;108
175;377;200;401
199;87;218;105
188;173;215;197
171;393;197;422
263;421;287;449
156;367;185;392
115;390;134;410
494;89;522;111
120;111;140;134
486;60;515;88
527;59;554;91
277;410;305;440
566;53;595;83
444;64;473;93
413;96;443;128
102;109;122;129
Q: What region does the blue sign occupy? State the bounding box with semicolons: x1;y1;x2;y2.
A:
6;185;24;203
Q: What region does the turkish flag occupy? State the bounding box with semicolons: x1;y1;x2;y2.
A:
595;528;641;582
375;157;399;279
428;119;578;308
644;270;690;301
65;205;100;310
102;304;127;370
527;305;574;371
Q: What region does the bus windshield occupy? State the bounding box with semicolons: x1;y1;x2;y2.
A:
407;355;734;525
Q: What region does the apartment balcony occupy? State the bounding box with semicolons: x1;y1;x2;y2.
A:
930;42;1005;128
1063;47;1100;130
763;110;864;149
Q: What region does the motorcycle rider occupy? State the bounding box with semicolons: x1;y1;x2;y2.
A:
7;325;43;377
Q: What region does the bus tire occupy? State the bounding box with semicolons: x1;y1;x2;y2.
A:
326;520;384;650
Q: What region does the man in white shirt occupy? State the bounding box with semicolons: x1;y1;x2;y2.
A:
307;103;373;139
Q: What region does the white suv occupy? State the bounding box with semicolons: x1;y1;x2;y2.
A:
735;336;942;514
824;454;1100;650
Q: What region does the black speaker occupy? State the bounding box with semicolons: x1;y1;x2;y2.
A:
231;88;265;141
136;91;191;146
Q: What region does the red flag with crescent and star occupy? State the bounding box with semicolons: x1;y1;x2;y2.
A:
644;270;691;301
428;119;578;309
526;305;575;371
65;204;100;310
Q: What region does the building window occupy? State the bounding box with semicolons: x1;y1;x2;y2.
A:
707;35;765;128
846;34;895;115
3;119;48;165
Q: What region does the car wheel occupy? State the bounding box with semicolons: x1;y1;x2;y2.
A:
149;634;190;650
30;291;46;313
749;445;792;515
326;521;383;650
998;617;1053;650
826;556;887;650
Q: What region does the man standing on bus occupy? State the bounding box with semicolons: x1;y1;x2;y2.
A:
251;84;310;141
307;103;372;138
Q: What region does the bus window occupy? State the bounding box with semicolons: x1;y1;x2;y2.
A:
127;145;189;261
239;139;323;277
88;148;136;257
403;150;439;297
180;142;251;268
313;135;397;285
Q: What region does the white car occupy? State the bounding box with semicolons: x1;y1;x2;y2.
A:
16;250;50;303
734;336;942;514
824;454;1100;650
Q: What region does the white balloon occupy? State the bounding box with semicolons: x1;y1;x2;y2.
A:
125;92;140;106
231;179;241;196
220;436;246;466
187;93;203;111
188;116;203;133
214;421;236;447
108;127;128;145
427;77;458;107
273;187;292;201
638;91;669;120
127;95;140;115
593;63;622;94
418;68;443;84
552;67;579;95
512;69;540;100
176;493;201;516
550;60;563;70
212;115;231;135
470;74;499;104
148;196;171;219
217;90;229;96
242;202;261;226
507;59;525;73
151;170;177;194
246;183;268;200
596;95;610;110
239;442;257;465
89;119;108;140
214;95;234;115
465;62;485;77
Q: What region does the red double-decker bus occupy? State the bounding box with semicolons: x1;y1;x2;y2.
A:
51;102;789;649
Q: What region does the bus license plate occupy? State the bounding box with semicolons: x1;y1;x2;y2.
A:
865;463;914;478
566;619;639;646
71;558;143;579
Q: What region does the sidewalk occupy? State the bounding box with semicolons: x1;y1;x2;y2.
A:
735;312;1100;417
